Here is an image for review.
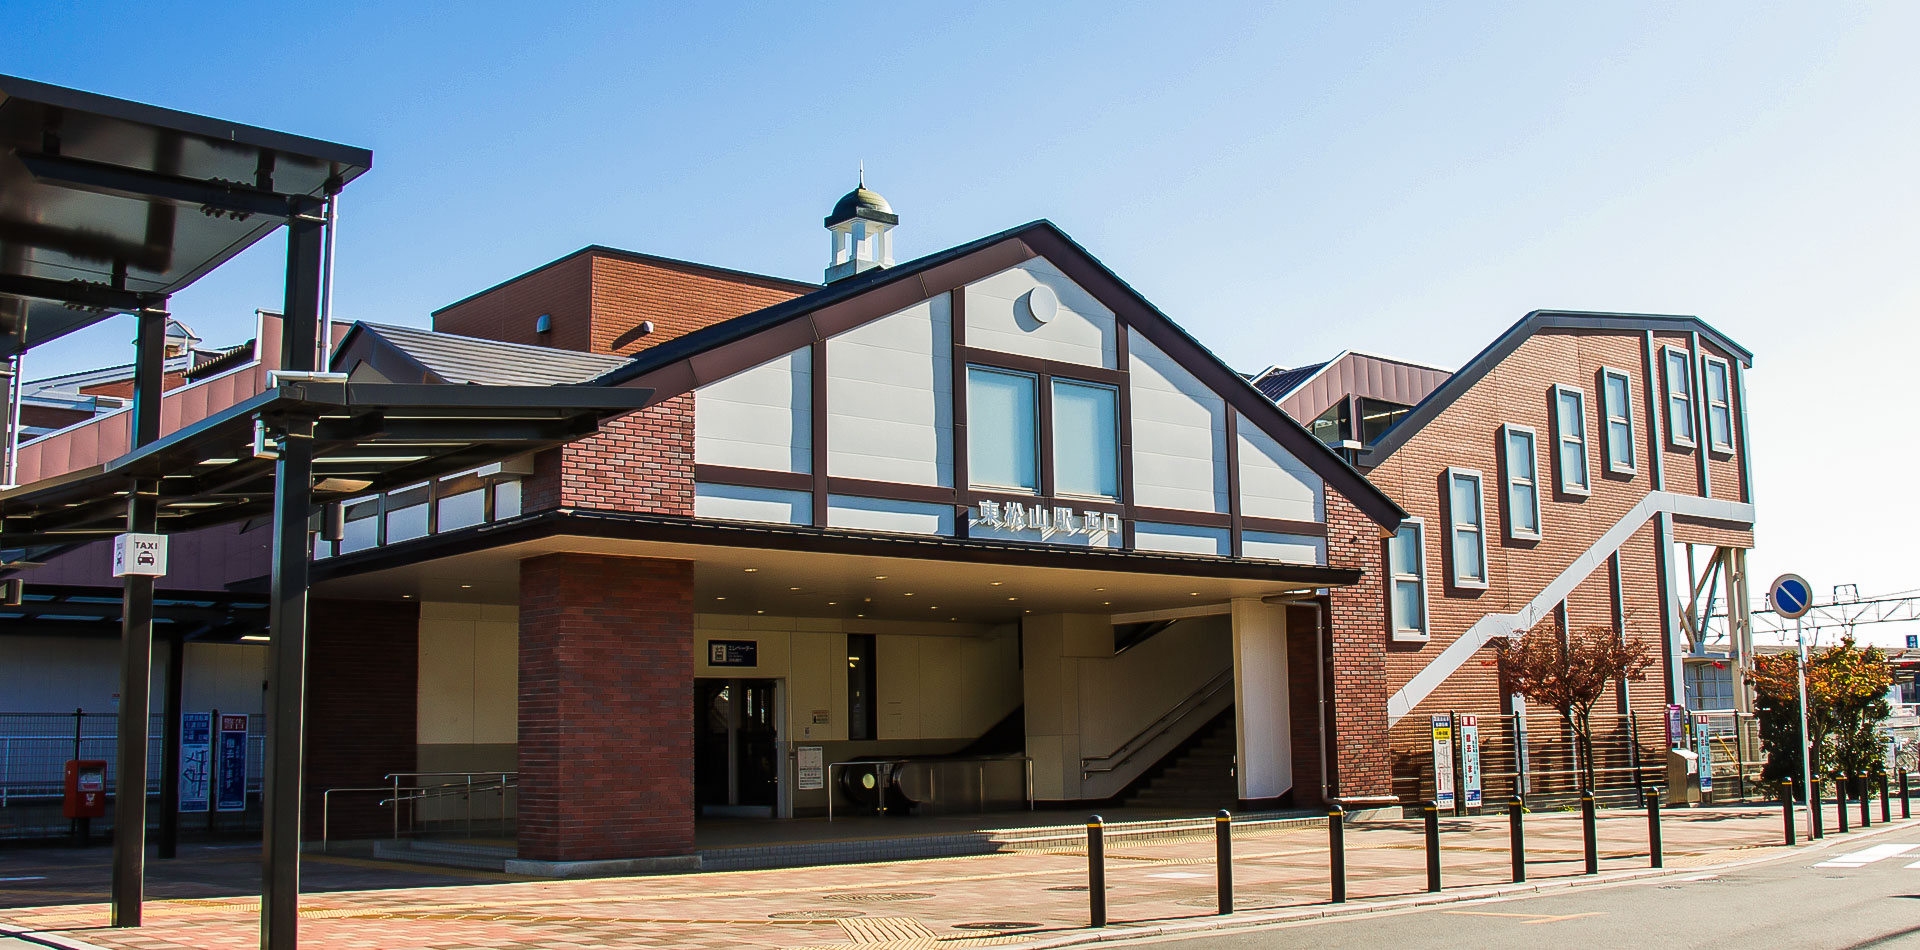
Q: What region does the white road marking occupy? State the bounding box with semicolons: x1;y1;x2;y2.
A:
1813;843;1918;868
1906;860;1920;870
1148;871;1208;879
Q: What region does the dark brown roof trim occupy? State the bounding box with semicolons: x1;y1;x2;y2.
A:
589;220;1405;531
310;508;1363;588
430;244;818;317
1359;310;1754;468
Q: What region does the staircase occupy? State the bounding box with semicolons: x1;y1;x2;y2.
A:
1122;712;1238;811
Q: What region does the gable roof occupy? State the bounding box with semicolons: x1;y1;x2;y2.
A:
1358;309;1753;468
1251;362;1326;401
331;322;629;386
590;220;1406;530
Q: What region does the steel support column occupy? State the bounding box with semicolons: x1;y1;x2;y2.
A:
157;631;185;859
111;305;167;927
261;212;324;950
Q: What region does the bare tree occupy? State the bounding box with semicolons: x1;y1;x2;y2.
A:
1497;621;1656;791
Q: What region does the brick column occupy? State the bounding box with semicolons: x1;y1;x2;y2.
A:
1324;493;1394;801
303;599;420;840
1285;604;1326;808
518;553;693;862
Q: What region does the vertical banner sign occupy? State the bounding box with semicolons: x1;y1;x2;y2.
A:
216;714;248;812
1431;714;1456;809
1694;716;1714;794
1513;711;1531;796
1460;715;1483;809
179;712;212;813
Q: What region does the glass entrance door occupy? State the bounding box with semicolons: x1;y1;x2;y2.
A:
695;678;780;816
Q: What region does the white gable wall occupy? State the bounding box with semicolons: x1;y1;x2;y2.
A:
965;259;1117;369
1236;410;1324;522
695;348;810;472
1128;330;1228;513
826;295;953;486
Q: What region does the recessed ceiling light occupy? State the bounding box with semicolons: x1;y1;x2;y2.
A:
789;587;801;591
1024;609;1031;614
1190;592;1200;596
1094;587;1105;592
240;635;270;642
756;610;765;615
1007;597;1018;601
903;592;914;597
874;575;888;580
401;594;412;599
990;581;1003;586
459;584;471;589
949;617;957;621
828;601;837;605
716;596;727;601
1103;602;1111;606
857;613;865;618
744;568;759;573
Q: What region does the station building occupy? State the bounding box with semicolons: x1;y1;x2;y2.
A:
4;187;1417;867
1253;314;1757;798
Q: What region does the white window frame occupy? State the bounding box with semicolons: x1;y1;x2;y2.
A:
1599;366;1637;476
1551;384;1591;496
1661;346;1695;449
1387;517;1430;642
1500;424;1542;542
1700;354;1734;454
1445;466;1489;590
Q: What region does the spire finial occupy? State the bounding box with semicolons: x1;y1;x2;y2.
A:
858;160;865;187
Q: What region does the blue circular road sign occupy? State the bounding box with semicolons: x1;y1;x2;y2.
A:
1770;574;1813;619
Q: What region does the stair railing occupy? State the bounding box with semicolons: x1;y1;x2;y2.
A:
1081;667;1234;779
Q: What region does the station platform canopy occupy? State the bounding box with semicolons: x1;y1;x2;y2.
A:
0;72;372;357
0;378;651;549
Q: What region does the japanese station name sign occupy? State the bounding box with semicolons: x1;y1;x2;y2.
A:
111;533;168;578
973;501;1120;539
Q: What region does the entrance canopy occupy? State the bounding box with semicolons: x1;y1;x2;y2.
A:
0;73;372;357
0;379;652;549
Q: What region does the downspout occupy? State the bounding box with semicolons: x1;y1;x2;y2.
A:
3;353;20;486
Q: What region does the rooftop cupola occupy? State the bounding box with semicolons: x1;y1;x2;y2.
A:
824;170;898;283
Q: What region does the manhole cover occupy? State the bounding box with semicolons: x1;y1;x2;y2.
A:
1174;896;1269;908
769;910;866;919
953;922;1042;931
821;892;935;903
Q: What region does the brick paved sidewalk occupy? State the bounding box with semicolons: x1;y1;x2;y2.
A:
0;806;1854;950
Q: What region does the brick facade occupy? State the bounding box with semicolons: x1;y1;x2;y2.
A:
1284;604;1326;807
524;393;695;516
518;553;695;862
303;599;420;840
1323;490;1394;800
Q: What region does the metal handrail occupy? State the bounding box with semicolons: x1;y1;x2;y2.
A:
824;755;1033;823
1081;667;1234;776
320;770;517;852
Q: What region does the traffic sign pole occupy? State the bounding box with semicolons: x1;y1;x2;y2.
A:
1771;574;1816;839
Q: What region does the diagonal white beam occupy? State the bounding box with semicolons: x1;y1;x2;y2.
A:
1386;492;1754;725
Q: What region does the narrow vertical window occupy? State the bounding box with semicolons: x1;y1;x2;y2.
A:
1446;468;1488;588
1501;425;1541;540
1051;379;1119;498
1600;368;1636;475
1662;347;1695;448
847;633;877;741
1701;356;1734;453
966;367;1039;492
1387;519;1428;639
1552;385;1590;495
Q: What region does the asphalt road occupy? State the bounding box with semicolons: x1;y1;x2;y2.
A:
1111;838;1920;950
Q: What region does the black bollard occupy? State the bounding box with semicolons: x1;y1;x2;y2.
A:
1780;780;1795;846
1811;778;1824;839
1646;790;1663;868
1837;777;1850;833
1328;804;1346;904
1860;777;1872;828
1902;772;1911;820
1088;815;1106;928
1421;799;1441;893
1508;796;1526;883
1581;790;1598;875
1882;775;1892;824
1216;810;1233;915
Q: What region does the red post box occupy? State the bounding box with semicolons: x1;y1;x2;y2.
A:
64;759;108;819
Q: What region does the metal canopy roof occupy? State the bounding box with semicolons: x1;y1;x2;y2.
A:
0;584;267;641
0;378;651;548
0;73;373;358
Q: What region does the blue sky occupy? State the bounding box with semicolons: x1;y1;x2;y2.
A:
9;1;1919;642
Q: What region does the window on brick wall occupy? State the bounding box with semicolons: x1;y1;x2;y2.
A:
1600;367;1636;475
1662;347;1695;448
1552;385;1590;495
1445;467;1488;589
1701;355;1734;453
1500;425;1541;541
1387;517;1429;640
